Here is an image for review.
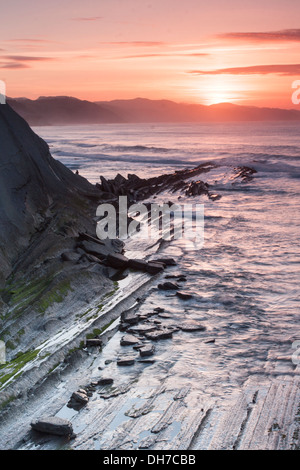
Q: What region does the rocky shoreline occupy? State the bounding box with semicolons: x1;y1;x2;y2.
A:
1;103;298;451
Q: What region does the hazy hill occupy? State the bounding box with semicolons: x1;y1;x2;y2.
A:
7;96;121;126
8;96;300;125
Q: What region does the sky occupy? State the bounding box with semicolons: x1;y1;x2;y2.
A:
1;0;300;108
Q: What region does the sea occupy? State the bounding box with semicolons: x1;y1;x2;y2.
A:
34;121;300;405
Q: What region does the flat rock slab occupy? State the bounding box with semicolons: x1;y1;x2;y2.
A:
128;324;157;335
121;311;139;325
120;334;140;346
80;240;108;257
158;282;179;290
179;322;206;332
117;357;136;366
128;259;148;271
139;344;155;357
176;291;193;300
31;417;73;436
97;378;114;385
154;258;177;266
146;261;165;274
145;329;173;340
106;253;129;269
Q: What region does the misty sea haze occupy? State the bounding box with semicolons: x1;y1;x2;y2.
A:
33;121;300;389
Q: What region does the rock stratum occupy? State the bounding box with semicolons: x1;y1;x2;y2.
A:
0;104;133;401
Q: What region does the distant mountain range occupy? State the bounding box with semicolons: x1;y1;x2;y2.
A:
7;96;300;126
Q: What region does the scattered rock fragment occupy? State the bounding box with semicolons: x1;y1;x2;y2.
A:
146;261;165;275
98;378;114;385
71;390;89;405
139;344;155;357
158;281;179;290
155;258;177;266
145;329;173;341
127;324;157;335
117;357;136;366
179;322;206;332
176;291;193;300
121;310;139;325
120;334;140;346
106;253;129;269
204;338;215;344
128;259;148;270
31;417;74;437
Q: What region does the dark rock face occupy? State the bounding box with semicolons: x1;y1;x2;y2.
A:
106;253;129;269
0;103;100;284
128;259;148;270
31;417;73;436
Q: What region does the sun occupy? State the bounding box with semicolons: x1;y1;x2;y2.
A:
190;75;244;106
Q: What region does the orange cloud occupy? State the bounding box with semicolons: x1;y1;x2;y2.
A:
99;41;166;47
188;64;300;76
4;38;58;43
119;52;209;59
0;62;29;69
217;29;300;43
72;17;102;21
4;55;56;62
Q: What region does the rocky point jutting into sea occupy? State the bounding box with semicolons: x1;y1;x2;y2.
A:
0;103;299;450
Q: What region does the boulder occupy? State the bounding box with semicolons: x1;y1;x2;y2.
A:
121;310;139;325
117;356;135;366
146;261;165;275
31;417;74;436
153;307;165;313
176;291;193;300
158;281;179;290
106;253;129;269
139;344;155;357
128;259;148;271
71;391;89;405
179;322;206;332
127;324;157;335
120;334;140;346
111;238;125;253
98;377;114;385
145;329;173;340
80;240;108;257
155;258;177;266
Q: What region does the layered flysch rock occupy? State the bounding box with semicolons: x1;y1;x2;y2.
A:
0;103;99;284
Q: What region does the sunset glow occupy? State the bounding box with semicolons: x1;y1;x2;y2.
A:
1;0;300;108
